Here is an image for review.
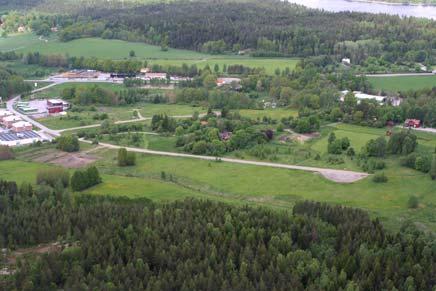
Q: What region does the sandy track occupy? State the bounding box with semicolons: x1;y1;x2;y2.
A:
81;139;369;183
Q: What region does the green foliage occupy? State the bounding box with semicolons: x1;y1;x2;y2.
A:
36;168;69;188
430;155;436;180
201;39;227;54
1;182;435;291
0;145;15;160
387;131;417;155
372;172;388;183
55;135;80;152
117;148;136;167
407;195;419;209
71;166;101;191
364;137;387;158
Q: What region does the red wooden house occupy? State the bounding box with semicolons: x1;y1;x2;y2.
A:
404;119;421;128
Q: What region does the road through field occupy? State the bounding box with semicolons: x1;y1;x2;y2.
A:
80;139;369;183
10;80;369;183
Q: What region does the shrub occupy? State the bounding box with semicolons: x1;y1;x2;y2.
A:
430;155;436;180
341;137;350;150
118;148;136;166
407;195;419;209
415;155;431;173
364;137;386;158
71;166;101;191
372;172;388;183
0;145;14;160
327;155;344;164
346;147;355;157
328;139;343;154
36;168;69;188
56;135;80;152
400;153;417;168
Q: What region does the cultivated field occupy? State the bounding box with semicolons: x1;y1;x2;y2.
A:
2;34;299;74
368;75;436;92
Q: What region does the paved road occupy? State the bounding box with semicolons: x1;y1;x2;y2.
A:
7;83;63;137
80;139;368;183
402;126;436;134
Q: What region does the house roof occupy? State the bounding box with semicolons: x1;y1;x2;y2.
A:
12;121;32;127
3;115;21;122
0;130;40;142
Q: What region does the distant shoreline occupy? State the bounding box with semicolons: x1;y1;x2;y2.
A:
347;0;436;7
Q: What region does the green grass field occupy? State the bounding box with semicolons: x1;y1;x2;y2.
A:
368;75;436;92
1;34;298;75
38;103;201;130
4;139;435;232
237;108;298;120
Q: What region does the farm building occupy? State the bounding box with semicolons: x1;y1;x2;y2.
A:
144;73;167;80
0;131;42;147
216;78;241;87
2;115;22;128
47;99;69;114
341;58;351;65
404;119;421;128
19;106;39;114
340;90;388;105
0;110;13;121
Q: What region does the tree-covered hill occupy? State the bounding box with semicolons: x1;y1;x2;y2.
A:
1;180;435;290
57;0;436;65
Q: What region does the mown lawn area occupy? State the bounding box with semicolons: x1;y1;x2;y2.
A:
368;75;436;92
140;104;204;117
237;108;298;120
3;34;299;75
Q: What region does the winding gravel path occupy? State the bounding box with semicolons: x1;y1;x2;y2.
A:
9;81;369;183
80;139;369;183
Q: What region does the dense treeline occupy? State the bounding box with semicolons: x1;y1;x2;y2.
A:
60;84;161;106
0;67;32;98
59;0;436;66
0;180;435;290
23;51;144;73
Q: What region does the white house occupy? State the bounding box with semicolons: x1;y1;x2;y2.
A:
341;58;351;66
340;90;386;104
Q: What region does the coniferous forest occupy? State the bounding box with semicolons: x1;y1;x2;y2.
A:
0;180;434;290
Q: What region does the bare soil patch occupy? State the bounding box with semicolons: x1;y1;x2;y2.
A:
282;130;320;143
31;150;99;168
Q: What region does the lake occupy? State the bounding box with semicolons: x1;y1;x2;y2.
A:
287;0;436;19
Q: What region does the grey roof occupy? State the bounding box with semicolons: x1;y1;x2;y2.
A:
0;131;41;142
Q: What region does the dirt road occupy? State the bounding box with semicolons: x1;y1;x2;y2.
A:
81;139;369;183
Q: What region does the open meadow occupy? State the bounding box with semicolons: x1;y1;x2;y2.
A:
3;138;435;233
1;34;299;74
368;75;436;92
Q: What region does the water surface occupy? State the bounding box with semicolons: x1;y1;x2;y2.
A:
288;0;436;19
